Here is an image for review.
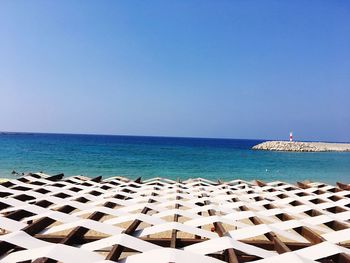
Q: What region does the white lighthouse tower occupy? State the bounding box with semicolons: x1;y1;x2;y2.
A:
289;131;293;142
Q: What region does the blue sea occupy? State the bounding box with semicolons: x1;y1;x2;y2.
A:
0;133;349;184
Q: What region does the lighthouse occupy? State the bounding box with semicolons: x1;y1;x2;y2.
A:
289;131;293;142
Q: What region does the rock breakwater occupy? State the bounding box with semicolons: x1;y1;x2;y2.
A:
252;141;350;152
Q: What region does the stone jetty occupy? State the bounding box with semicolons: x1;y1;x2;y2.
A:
252;141;350;152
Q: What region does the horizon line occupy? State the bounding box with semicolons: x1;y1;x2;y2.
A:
1;130;347;143
0;130;275;142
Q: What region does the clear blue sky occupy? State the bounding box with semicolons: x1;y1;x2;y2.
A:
1;1;349;141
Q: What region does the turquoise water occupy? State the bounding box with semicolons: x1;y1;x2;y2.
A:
0;133;349;183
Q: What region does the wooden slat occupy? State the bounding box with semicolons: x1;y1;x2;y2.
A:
202;182;239;263
33;177;142;263
0;176;104;258
170;180;181;248
226;186;291;254
0;204;77;257
45;173;64;182
337;182;350;191
106;186;157;261
35;234;329;250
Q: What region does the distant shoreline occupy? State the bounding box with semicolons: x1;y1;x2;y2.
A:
253;141;350;152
